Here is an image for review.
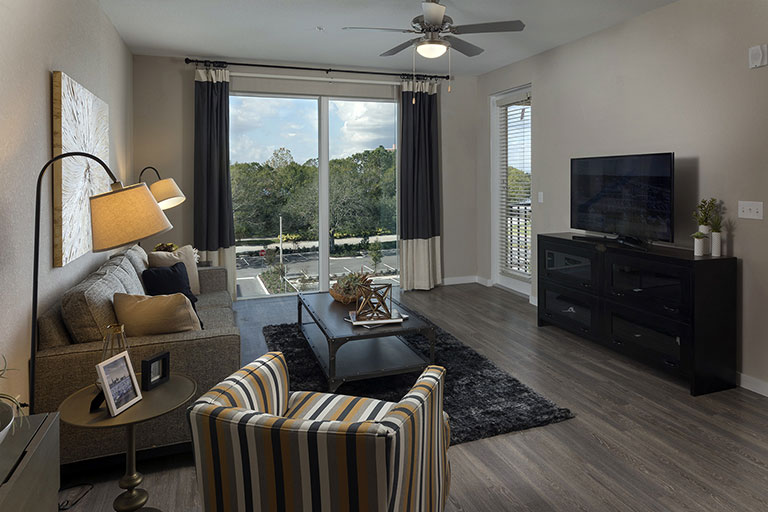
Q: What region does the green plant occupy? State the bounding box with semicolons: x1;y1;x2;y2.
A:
1;355;27;419
691;231;708;239
710;213;723;233
264;248;277;267
333;271;371;296
153;242;179;253
692;198;718;226
368;241;383;273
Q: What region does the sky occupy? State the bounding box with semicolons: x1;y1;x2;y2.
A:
229;95;397;164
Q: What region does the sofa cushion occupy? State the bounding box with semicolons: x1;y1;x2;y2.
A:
61;272;127;343
123;245;149;277
285;391;395;422
102;256;144;295
148;245;200;295
196;291;232;310
197;307;235;330
37;302;72;349
114;293;201;337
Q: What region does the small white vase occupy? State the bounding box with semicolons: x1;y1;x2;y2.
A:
0;402;14;445
711;232;722;257
698;225;711;255
693;238;705;257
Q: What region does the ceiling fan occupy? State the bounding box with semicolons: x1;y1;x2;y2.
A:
342;0;525;59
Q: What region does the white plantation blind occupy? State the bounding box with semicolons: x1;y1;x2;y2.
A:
497;89;532;276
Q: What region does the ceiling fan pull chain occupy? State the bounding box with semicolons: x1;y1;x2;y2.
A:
412;47;417;104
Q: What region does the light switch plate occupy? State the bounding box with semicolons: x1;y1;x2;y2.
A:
738;200;763;219
538;191;544;203
749;44;768;69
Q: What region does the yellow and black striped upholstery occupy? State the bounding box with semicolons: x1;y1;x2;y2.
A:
188;352;450;512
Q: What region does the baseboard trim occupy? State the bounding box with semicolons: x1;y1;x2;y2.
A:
442;275;492;287
738;372;768;397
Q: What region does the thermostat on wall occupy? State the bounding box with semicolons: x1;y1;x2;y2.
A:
749;44;767;69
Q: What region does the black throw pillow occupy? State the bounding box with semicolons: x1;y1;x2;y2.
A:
143;262;197;304
142;263;203;329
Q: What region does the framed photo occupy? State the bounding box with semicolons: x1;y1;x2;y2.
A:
141;352;170;391
96;351;142;417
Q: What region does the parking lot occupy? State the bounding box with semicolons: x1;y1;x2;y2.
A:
236;248;399;298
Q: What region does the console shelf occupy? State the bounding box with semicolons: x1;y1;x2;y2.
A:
537;233;737;396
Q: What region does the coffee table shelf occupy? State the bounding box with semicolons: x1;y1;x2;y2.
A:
298;292;435;392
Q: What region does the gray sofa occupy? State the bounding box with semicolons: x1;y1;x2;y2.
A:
35;245;241;464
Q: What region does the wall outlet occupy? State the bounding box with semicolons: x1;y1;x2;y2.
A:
738;200;763;219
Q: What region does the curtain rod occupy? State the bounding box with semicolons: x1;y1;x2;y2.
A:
184;57;450;81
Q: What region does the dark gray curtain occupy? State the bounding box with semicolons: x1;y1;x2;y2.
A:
194;68;235;251
399;81;442;290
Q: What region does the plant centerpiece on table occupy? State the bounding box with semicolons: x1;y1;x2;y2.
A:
154;242;179;253
330;271;371;305
693;198;718;233
0;355;28;444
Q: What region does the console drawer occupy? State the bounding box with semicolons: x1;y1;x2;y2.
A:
605;253;691;320
539;239;600;292
539;281;599;338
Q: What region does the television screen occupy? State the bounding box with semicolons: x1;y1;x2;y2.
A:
571;153;674;242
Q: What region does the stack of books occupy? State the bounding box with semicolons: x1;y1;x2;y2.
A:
345;309;409;328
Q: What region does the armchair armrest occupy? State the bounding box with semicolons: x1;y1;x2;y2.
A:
380;365;451;512
187;403;391;512
199;266;228;294
197;352;289;416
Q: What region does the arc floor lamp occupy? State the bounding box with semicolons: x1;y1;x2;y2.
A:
29;151;172;412
138;166;186;210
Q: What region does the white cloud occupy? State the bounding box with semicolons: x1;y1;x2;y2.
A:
330;101;396;158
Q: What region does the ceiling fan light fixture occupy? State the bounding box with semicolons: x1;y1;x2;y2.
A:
416;40;448;58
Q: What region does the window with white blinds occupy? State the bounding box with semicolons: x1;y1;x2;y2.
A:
497;90;532;276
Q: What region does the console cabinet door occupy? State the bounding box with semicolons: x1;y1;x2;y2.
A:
604;253;691;320
605;303;691;378
539;240;599;292
539;281;600;338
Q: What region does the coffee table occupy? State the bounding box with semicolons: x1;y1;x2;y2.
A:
298;292;435;392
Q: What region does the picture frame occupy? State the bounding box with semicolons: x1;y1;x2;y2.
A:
95;351;142;417
141;352;170;391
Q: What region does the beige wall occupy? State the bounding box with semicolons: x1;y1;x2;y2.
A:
133;55;479;279
0;0;133;402
475;0;768;382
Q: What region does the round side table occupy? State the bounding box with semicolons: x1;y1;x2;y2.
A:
59;374;196;512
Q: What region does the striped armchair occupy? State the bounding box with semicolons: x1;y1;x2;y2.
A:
188;352;450;512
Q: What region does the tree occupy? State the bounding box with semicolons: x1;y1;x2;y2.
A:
368;240;383;274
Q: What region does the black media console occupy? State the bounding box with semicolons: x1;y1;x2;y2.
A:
537;233;737;396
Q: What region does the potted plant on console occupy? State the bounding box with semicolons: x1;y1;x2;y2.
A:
691;231;708;257
693;198;718;255
710;213;723;257
0;355;27;445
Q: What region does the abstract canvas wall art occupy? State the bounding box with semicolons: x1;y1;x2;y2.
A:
52;71;110;267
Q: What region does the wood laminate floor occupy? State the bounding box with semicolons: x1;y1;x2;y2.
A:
62;285;768;511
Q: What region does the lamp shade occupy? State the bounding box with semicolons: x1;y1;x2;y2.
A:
149;178;186;210
90;183;172;252
416;41;448;58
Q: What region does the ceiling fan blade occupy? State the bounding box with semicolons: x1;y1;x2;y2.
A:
422;2;447;26
451;20;525;34
443;35;484;57
342;26;416;33
380;38;423;57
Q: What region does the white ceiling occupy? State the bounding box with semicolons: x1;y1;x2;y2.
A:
100;0;676;76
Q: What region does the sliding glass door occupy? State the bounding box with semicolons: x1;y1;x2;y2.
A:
230;95;398;298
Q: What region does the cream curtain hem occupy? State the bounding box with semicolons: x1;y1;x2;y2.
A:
399;237;442;291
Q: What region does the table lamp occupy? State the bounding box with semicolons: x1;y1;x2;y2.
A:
30;151;172;412
138;166;186;210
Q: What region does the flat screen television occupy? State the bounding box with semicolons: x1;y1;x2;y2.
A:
571;152;674;243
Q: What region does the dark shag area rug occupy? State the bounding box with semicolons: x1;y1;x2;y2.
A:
262;314;574;445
